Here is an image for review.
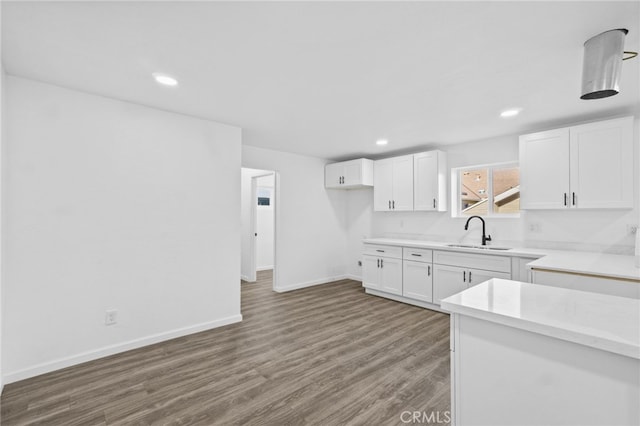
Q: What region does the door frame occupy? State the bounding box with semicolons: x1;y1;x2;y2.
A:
248;171;278;289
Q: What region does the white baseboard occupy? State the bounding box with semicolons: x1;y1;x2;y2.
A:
256;266;273;272
345;273;362;281
4;314;243;385
365;288;448;314
274;275;350;293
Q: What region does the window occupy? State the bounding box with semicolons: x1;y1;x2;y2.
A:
453;162;520;217
257;187;272;206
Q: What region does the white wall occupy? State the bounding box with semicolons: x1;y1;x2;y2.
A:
0;20;4;392
3;76;242;383
347;121;640;279
256;174;274;270
242;145;349;291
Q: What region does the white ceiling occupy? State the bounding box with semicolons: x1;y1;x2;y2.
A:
3;1;639;161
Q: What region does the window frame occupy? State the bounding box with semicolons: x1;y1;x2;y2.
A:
451;161;520;219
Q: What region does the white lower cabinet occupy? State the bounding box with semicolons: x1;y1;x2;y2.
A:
363;244;511;310
403;260;433;302
531;269;640;299
433;264;468;304
433;251;511;305
362;254;402;296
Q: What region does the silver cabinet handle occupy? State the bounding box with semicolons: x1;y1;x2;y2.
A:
572;192;576;206
377;259;380;268
564;193;567;206
392;200;395;209
411;253;421;257
433;199;436;209
463;271;466;282
428;265;431;276
388;200;391;209
381;259;383;268
376;249;384;253
469;271;472;283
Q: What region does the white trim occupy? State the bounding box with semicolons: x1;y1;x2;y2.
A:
365;288;449;314
256;266;273;272
3;314;243;384
241;274;253;282
345;273;362;281
274;275;349;293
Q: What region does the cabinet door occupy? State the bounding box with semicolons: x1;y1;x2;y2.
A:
325;163;344;188
569;117;633;209
343;161;362;187
433;264;467;305
374;159;394;211
362;255;381;290
380;257;403;295
392;155;414;211
466;268;511;288
519;128;570;209
403;260;433;302
414;151;439;211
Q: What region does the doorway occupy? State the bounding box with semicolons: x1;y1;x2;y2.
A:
241;168;277;289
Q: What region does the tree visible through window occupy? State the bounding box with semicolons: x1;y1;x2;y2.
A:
457;163;519;216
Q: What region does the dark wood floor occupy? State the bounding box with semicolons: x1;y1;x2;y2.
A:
1;270;451;425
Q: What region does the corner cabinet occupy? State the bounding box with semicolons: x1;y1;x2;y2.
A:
519;116;633;210
414;150;447;211
325;158;374;189
373;155;414;211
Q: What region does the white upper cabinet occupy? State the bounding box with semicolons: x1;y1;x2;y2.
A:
325;158;373;189
519;128;570;209
374;155;414;211
519;116;634;210
569;117;634;209
413;150;447;211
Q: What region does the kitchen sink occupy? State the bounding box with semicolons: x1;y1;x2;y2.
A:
446;244;511;251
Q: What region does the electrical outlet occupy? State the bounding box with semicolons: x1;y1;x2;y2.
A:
528;223;541;233
105;309;118;326
358;260;362;267
627;224;638;235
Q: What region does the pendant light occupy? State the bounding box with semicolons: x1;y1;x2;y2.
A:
580;28;637;100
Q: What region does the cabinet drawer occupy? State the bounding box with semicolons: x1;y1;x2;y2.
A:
403;247;433;263
363;244;402;259
433;250;511;273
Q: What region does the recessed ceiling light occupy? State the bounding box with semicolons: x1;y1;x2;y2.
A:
376;139;388;146
152;73;178;87
500;108;522;118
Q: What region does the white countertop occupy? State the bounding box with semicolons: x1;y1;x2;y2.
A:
527;251;640;281
441;278;640;359
363;237;640;281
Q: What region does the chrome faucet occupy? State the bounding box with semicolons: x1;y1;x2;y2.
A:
464;215;492;246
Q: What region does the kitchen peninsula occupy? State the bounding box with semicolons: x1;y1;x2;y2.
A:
441;279;640;426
